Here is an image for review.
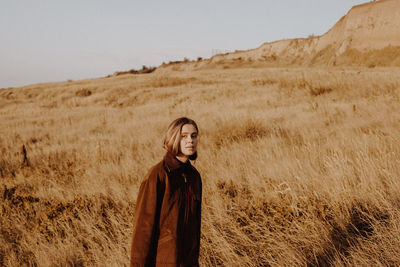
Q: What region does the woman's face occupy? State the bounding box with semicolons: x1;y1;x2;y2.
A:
179;124;198;157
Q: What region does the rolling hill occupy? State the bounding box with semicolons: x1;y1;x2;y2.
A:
170;0;400;69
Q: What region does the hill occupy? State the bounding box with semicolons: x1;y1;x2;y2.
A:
2;65;400;266
164;0;400;70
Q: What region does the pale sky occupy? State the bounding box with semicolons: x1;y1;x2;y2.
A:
0;0;367;88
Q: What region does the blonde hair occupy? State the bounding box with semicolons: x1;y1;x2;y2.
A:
163;117;199;160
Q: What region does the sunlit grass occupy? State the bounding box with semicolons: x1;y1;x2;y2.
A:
1;66;400;266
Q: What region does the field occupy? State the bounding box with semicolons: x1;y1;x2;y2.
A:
1;65;400;266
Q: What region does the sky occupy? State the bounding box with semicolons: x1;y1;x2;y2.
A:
0;0;368;88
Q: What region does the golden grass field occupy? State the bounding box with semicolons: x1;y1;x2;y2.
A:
1;65;400;266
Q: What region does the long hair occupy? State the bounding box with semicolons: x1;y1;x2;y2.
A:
163;117;199;160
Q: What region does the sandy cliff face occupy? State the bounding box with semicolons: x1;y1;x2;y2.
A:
319;0;400;51
208;0;400;67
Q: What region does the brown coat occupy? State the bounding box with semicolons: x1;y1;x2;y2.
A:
130;151;202;267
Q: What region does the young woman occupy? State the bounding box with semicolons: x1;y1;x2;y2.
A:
130;117;202;267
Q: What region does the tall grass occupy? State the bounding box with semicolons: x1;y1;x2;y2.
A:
1;66;400;266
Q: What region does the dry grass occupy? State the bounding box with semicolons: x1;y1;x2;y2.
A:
1;66;400;266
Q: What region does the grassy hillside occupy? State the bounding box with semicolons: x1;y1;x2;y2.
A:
1;66;400;266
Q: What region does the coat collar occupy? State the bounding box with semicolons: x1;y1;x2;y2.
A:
163;151;191;172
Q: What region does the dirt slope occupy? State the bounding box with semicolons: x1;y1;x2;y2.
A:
174;0;400;68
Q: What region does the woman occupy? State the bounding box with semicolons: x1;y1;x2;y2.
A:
130;117;202;267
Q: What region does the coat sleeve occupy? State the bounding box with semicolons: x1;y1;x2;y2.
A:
130;166;165;267
195;175;202;262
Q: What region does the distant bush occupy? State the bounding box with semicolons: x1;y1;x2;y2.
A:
310;86;333;96
113;65;156;76
252;78;277;86
75;88;92;97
